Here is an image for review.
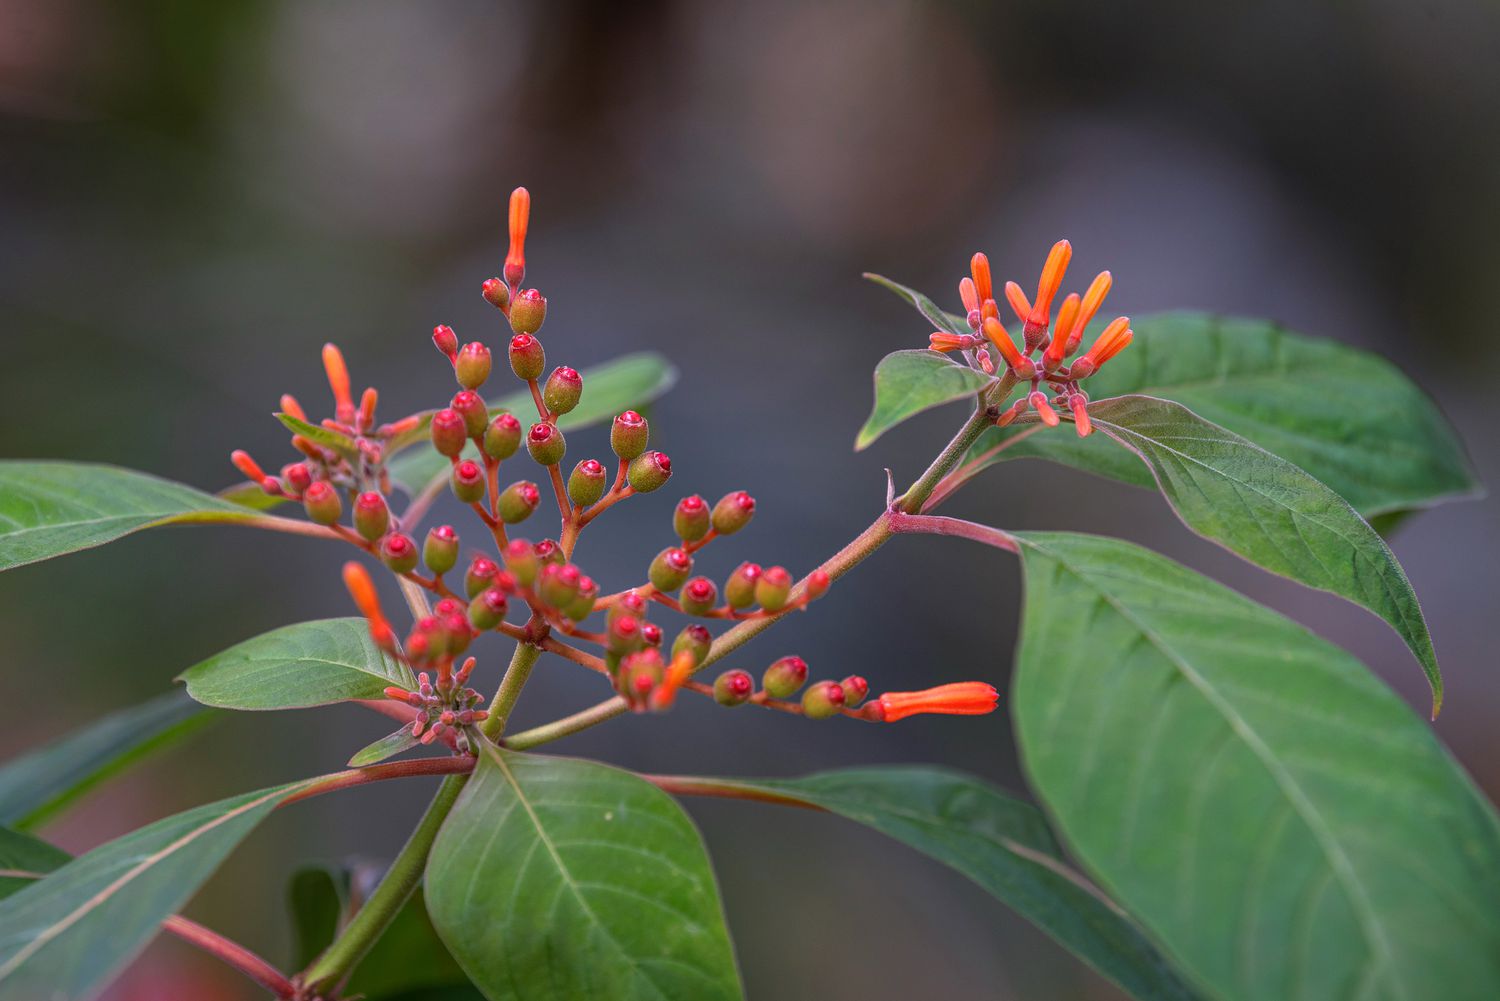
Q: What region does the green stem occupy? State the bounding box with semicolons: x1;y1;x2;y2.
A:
895;403;993;514
302;641;541;992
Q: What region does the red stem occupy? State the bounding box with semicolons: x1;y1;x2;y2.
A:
162;916;296;998
886;511;1019;553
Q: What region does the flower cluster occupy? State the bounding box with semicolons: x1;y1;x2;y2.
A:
232;186;1000;756
928;241;1133;436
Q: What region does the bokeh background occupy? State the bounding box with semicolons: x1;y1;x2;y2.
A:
2;1;1498;998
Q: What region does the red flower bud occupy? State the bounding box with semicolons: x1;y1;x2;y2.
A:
509;289;547;335
505;186;529;289
526;422;566;467
542;366;583;415
502;539;540;587
839;675;869;708
498;481;541;524
483;412;522;460
451;390;489;438
641;621;663;647
465;555;501;598
673;495;711;542
802;680;845;719
379;532;419;574
456;342;493;390
567;458;608;507
672;623;712;666
423;525;459;575
481;278;510;312
451;459;486;504
875;682;999;722
714;669;755;706
432;325;460;362
754;565;793;612
468;587;509;630
762;656;808;699
724;562;762;610
627;451;672;493
610;410;649;460
302;481;342;526
649;547;694;592
430;409;468;457
710;491;755;535
678;576;718;616
805;569;831;602
353;491;390;542
508;333;546;381
534;538;564;565
283;462;313;494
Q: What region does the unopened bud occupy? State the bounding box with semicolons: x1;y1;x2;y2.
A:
565;576;598;621
672;623;713;666
542;366;583;415
468;587;509;630
431;409;468;457
498;481;541;523
432;325;459;362
353;491;390;542
754;565;793;612
508;333;545;381
673;495;711;542
303;481;343;526
649;547;694;592
607;614;644;656
714;669;755;706
607;590;649;627
283;462;313;494
481;278;510;312
502;539;540;587
839;675;869;708
679;576;718;616
376;532;416;574
610;410;649;460
805;569;831;602
509;289;547;335
465;555;501;598
711;491;755;535
423;525;459;575
483;412;522;460
762;655;808;699
535;538;565;565
618;649;664;709
568;459;608;507
627;451;672;493
724;562;762;610
451;390;489;438
802;681;845;719
538;562;582;609
451;459;486;504
527;422;566;467
641;622;664;647
456;342;492;390
1030;390;1060;428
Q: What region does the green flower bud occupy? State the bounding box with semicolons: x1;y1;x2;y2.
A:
724;561;762;610
538;562;582;610
649;547;694;592
673;494;711;542
607;590;649;627
627;451;672;493
451;390;489;438
678;576;718;616
302;481;342;526
430;408;468;457
451;459;486;504
502;539;540;587
762;655;808;699
617;649;664;709
508;333;545;380
423;525;459;575
610;410;649;460
509;289;547;335
714;669;755;706
839;675;869;709
564;575;598;621
464;555;501;598
498;481;541;524
353;491;390;542
535;539;565;565
711;490;756;535
379;532;419;574
754;565;793;612
802;680;846;720
568;459;608;508
455;341;492;390
468;588;509;630
483;412;522;461
527;422;566;467
607;614;644;656
672;624;713;666
542;366;583;415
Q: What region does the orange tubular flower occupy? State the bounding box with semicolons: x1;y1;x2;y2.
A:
279;393;306;422
343;561;395;650
929;331;973;353
1003;281;1032;325
230;449;267;484
876;682;999;722
505;186;531;289
958;276;980;318
322;343;354;424
1069;394;1093;437
1071;316;1132;378
358;387;378;431
651;651;696;712
1066;270;1113;355
969;252;994;304
1045;294;1080;370
981;315;1029;374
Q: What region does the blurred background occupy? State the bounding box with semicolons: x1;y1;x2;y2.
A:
2;1;1498;997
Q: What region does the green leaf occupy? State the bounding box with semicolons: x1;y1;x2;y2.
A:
1088;394;1442;714
855;350;993;450
1010;532;1500;1001
348;727;421;766
287;865;351;970
177;617;415;710
0;462;258;573
956;312;1478;518
387;352;678;493
0;690;213;830
656;768;1197;1001
863;273;971;336
0;827;70;901
218;479;291;510
276;412;359;459
0;782;304;1000
426;746;742;1001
